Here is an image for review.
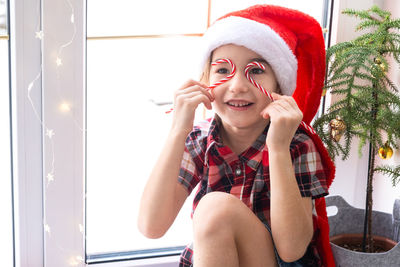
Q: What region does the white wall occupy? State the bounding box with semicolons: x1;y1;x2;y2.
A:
373;0;400;213
328;0;400;214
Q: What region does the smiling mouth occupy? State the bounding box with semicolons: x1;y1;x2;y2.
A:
226;101;253;107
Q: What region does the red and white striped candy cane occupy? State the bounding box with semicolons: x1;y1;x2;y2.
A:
166;58;236;114
207;58;236;91
245;61;316;135
245;61;274;101
300;121;316;134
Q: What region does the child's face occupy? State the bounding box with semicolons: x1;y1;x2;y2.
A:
209;44;279;130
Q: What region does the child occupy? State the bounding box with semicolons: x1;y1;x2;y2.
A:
138;4;335;267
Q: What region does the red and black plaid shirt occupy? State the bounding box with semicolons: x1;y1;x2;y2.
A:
178;117;328;266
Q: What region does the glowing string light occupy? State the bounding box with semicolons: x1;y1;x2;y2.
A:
56;57;63;66
55;0;77;69
46;173;54;183
35;30;44;40
46;129;55;138
24;0;85;264
44;224;51;235
59;102;71;112
46;0;86;264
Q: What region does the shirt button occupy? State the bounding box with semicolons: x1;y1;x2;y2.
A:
235;167;242;176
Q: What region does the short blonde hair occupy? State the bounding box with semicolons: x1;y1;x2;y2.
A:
199;55;212;85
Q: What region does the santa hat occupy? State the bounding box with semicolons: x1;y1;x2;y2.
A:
201;5;336;266
200;4;326;124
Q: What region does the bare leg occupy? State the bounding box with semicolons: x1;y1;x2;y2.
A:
192;192;278;267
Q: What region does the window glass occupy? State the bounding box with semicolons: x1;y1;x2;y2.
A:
0;0;13;265
87;37;201;254
86;0;327;257
87;0;208;37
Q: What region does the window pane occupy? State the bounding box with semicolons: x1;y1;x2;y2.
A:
0;6;13;264
86;0;327;258
86;37;203;254
87;0;208;37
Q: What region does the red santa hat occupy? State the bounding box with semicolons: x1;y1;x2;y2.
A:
200;4;326;124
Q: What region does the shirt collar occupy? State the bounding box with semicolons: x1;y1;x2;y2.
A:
205;116;268;170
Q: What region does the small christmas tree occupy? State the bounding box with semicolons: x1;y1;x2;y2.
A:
313;5;400;252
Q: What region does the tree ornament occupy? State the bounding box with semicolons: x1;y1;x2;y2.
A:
374;57;386;73
379;63;386;72
329;115;346;142
374;57;382;64
378;141;393;159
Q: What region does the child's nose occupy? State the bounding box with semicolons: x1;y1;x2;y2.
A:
228;72;250;94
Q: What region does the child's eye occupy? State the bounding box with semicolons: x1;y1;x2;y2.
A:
216;68;229;74
250;68;264;74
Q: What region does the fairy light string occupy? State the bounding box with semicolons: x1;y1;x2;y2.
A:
27;0;85;265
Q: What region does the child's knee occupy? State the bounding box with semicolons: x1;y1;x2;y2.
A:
193;192;239;237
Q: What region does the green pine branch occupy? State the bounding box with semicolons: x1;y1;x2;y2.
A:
314;5;400;185
375;165;400;186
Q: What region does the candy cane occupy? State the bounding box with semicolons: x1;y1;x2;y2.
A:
245;61;274;101
207;58;236;91
166;58;236;114
300;121;316;134
167;59;317;136
245;61;316;135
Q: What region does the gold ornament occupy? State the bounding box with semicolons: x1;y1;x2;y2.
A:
379;63;386;72
329;115;346;142
378;141;393;159
374;58;382;64
373;58;386;73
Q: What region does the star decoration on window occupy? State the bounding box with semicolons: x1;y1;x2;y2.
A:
47;173;54;183
56;57;63;66
35;31;44;40
44;224;51;234
46;129;55;139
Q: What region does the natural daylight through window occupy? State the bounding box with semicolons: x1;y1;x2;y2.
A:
86;0;327;262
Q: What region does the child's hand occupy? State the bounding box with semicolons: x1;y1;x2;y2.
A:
171;80;214;135
260;93;303;150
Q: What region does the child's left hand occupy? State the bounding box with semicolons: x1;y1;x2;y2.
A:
260;93;303;150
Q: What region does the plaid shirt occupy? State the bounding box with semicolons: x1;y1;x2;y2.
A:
178;117;328;266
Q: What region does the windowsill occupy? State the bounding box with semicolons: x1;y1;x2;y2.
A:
87;246;185;266
87;255;179;267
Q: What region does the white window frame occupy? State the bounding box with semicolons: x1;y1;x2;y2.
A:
10;0;86;265
10;0;44;265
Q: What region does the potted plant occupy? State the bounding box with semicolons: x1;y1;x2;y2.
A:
313;4;400;262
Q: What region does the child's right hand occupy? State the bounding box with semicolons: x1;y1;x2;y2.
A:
171;80;214;135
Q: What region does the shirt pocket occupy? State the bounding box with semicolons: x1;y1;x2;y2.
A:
252;169;266;193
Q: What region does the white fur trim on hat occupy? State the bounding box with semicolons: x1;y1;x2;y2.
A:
200;16;298;95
